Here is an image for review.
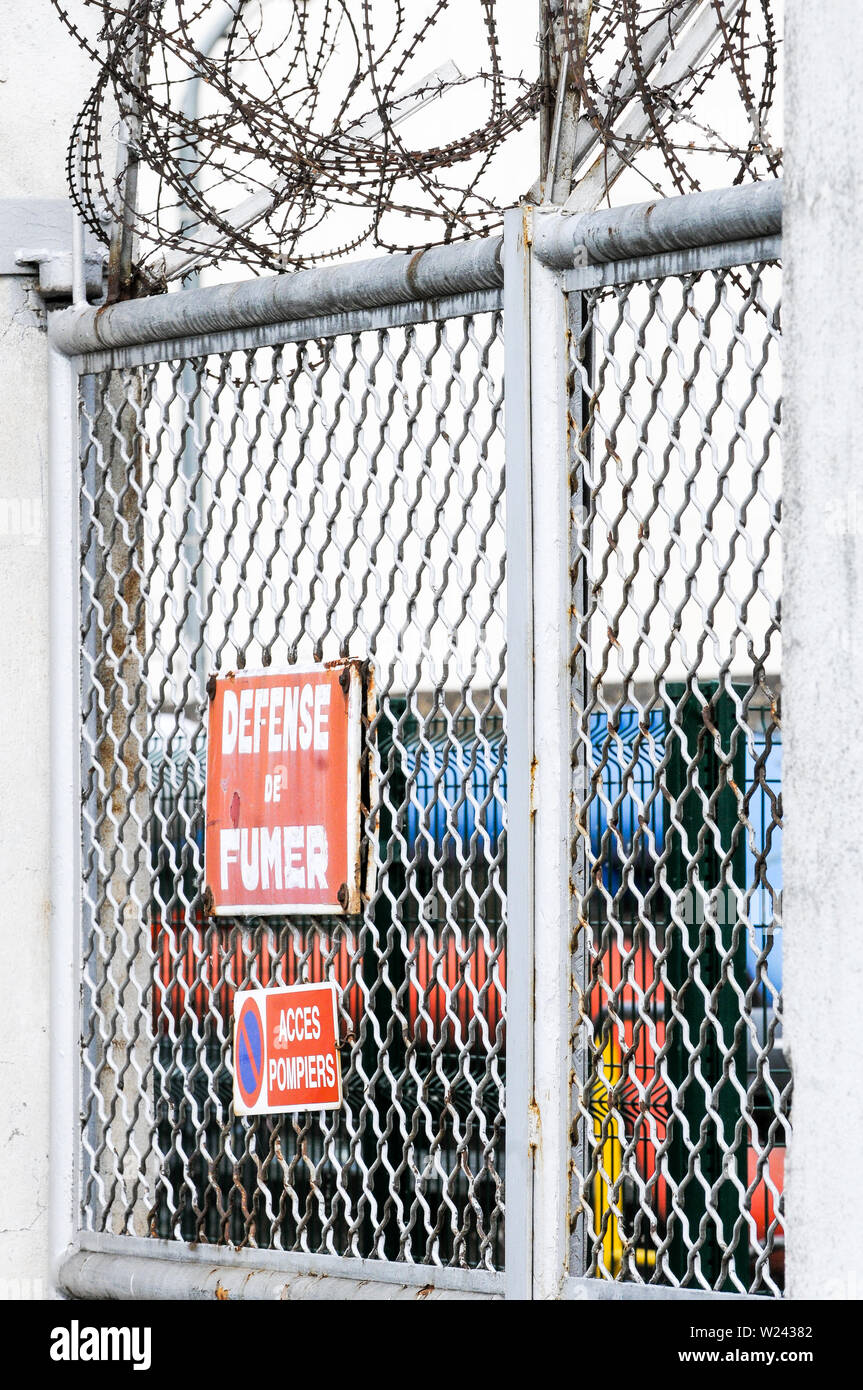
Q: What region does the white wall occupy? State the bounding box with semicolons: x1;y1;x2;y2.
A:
784;0;863;1300
0;1;95;1298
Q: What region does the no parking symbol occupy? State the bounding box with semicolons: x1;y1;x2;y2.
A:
234;995;265;1111
233;983;342;1115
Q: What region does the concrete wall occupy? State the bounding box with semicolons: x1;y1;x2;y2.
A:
0;2;95;1298
784;0;863;1301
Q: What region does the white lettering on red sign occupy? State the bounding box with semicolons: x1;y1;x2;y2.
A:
205;664;363;915
221;683;331;755
233;983;342;1115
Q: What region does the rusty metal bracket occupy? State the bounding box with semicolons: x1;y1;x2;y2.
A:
14;247;105;302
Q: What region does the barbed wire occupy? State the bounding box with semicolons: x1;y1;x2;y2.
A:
558;1;782;199
49;2;781;291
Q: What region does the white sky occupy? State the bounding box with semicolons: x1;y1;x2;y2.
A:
117;1;784;285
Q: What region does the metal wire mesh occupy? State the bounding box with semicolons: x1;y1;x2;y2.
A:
78;303;507;1269
568;259;787;1294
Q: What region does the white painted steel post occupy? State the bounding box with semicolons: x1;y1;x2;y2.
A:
503;206;534;1301
47;330;81;1287
528;222;575;1301
784;0;863;1301
504;205;574;1299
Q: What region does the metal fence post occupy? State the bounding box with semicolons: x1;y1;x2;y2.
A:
530;219;575;1301
504;205;575;1299
48;333;82;1283
503;206;534;1300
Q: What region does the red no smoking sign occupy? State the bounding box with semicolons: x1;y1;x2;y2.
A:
233;983;342;1115
205;662;365;915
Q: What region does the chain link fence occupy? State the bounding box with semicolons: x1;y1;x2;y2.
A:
567;258;786;1294
62;186;787;1299
77;282;507;1273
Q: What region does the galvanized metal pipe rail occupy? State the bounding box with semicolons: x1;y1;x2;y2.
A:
50;181;781;360
532;177;782;269
50;236;504;358
60;1238;503;1301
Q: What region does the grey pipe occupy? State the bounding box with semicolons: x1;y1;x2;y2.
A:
533;178;782;269
50;180;781;356
50;236;504;357
59;1248;500;1301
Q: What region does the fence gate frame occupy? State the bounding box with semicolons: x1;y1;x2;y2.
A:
502;179;783;1303
48;240;508;1302
47;176;783;1301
